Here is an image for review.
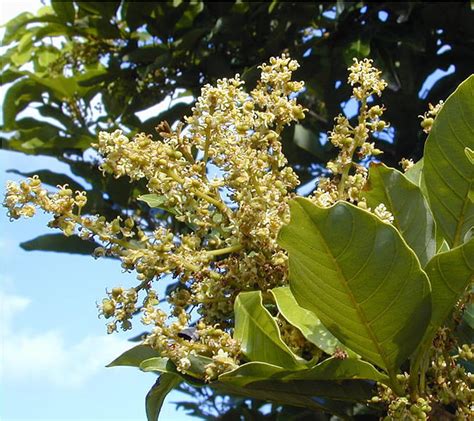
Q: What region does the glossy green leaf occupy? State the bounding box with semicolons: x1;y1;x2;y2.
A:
423;75;474;247
282;357;388;383
145;374;181;421
219;361;286;387
140;357;179;374
278;198;431;374
106;345;160;368
363;163;436;266
270;286;341;354
422;238;474;344
234;291;303;369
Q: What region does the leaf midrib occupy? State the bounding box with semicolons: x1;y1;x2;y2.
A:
299;201;392;373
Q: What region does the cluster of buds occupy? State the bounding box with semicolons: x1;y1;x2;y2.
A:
425;329;474;418
4;54;306;380
419;100;444;133
310;58;393;223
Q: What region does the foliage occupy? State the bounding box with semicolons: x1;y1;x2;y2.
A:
4;49;473;420
2;2;474;419
2;1;474;257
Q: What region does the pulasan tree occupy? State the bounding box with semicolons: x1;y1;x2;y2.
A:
1;1;473;259
4;56;473;420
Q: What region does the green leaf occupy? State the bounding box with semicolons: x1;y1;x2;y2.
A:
234;291;304;369
145;374;181;421
282;357;388;383
138;194;168;208
270;286;342;354
213;379;356;415
278;198;431;374
219;361;286;387
293;124;332;161
2;79;44;129
106;345;160;368
237;378;375;403
20;234;99;255
51;1;75;23
423;75;474;247
138;194;177;215
465;301;474;330
219;357;387;388
422;238;474;344
404;159;424;186
140;357;179;374
343;39;371;63
363;163;436;266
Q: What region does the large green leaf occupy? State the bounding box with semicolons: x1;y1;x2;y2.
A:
106;345;160;368
423;75;474;247
422;238;474;345
219;361;286;387
278;198;431;375
270;286;342;354
282;357;388;383
145;374;181;421
363;163;436;266
219;357;387;388
234;291;304;369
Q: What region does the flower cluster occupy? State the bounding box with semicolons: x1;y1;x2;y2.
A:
371;328;474;420
4;54;305;380
3;56;399;379
310;58;393;223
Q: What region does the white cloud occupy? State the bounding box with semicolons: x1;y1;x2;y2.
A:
0;290;132;388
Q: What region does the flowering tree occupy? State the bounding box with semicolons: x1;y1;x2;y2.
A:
4;55;473;420
2;1;473;262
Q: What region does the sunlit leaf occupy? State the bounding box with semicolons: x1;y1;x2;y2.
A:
423;75;474;247
278;198;431;374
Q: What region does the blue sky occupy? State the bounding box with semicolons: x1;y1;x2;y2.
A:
0;1;193;420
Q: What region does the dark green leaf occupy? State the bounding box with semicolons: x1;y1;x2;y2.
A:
20;234;99;255
7;169;85;192
146;374;181;421
51;1;75;23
